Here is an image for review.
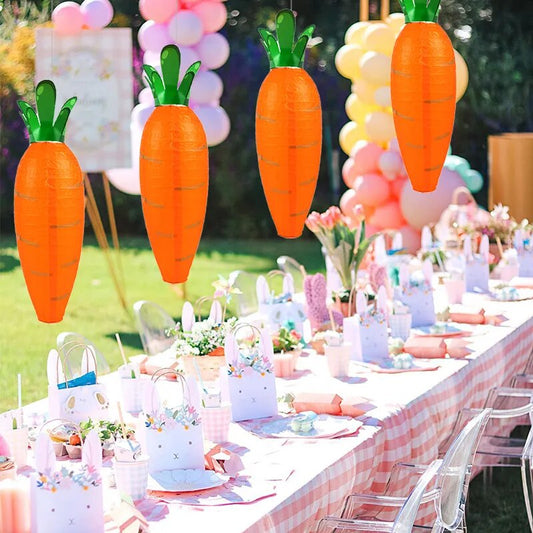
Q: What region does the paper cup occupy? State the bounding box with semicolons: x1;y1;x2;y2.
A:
120;377;145;414
324;343;351;378
342;316;362;361
4;427;28;467
273;352;294;377
389;313;412;341
200;404;231;443
113;456;150;501
444;278;466;305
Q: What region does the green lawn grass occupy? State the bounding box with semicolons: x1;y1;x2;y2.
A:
0;235;527;530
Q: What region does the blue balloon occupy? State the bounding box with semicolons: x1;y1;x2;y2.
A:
463;169;484;193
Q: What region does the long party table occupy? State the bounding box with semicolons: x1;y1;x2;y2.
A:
17;296;533;532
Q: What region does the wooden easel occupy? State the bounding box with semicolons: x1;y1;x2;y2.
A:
359;0;390;21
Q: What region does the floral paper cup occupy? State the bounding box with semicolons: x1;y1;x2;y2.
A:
120;376;145;414
113;455;150;501
389;313;412;341
200;404;232;443
444;278;466;305
324;343;351;378
4;427;29;467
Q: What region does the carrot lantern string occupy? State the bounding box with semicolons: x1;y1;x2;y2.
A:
256;10;322;239
391;0;456;193
140;45;208;284
15;80;84;323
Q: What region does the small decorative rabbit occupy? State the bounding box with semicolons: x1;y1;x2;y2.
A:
31;429;104;533
463;234;489;292
396;260;436;327
304;273;343;333
221;327;278;422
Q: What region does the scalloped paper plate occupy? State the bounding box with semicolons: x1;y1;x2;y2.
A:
147;469;229;493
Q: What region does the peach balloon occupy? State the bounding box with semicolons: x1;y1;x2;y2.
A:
353;173;390;207
398;225;421;253
365;111;395;143
345;94;378;124
52;1;84;35
350;140;384;174
342;158;358;188
369;201;405;230
339;188;359;216
454;49;469;102
374;86;391;107
359;51;391;86
391;176;407;198
386;13;405;35
364;223;380;236
191;1;227;33
363;23;395;56
400;168;465;230
378;150;403;180
353;79;379;105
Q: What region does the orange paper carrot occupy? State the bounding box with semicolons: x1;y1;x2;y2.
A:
391;0;456;192
256;10;322;239
15;80;84;323
140;45;208;283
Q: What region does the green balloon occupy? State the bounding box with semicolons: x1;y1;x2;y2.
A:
464;169;484;193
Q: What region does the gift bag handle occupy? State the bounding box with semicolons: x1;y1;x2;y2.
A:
194;295;219;321
39;418;83;443
58;343;99;388
231;322;263;344
151;367;190;406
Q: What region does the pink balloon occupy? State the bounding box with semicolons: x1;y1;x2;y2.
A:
138;20;173;52
378;150;403;180
190;70;223;104
191;1;227;33
353;173;390;207
369;201;405;230
364;223;380;237
139;0;178;23
52;2;85;35
390;176;407;198
339;189;359;216
80;0;113;30
342;158;358;188
195;32;230;69
194;105;230;146
398;225;421;254
400;168;465;230
168;10;204;46
350;141;384;175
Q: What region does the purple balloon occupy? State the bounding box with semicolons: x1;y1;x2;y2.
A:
194;33;230;70
194;105;230;146
190;71;223;104
138;20;172;52
81;0;113;30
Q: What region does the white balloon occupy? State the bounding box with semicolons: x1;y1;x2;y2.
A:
195;33;230;70
138;87;154;105
374;86;391;107
168;10;203;46
106;168;140;195
178;46;200;80
143;49;160;67
194;105;230;146
190;70;223;104
131;102;154;129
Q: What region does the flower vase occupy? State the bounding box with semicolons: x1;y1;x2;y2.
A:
331;291;356;318
181;350;226;382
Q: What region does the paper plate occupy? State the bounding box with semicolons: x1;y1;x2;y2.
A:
490;288;533;302
411;324;466;337
147;469;229;493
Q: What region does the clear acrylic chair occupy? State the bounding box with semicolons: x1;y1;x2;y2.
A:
56;332;110;376
510;345;533;388
132;300;176;355
319;409;491;533
276;256;307;294
229;270;258;317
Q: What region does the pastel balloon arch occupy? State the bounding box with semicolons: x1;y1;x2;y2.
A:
107;0;231;195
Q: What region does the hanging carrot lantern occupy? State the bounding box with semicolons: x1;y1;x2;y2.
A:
15;80;83;323
391;0;456;193
256;10;322;239
140;45;208;283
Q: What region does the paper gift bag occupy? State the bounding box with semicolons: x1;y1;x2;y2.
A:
356;287;389;360
256;274;306;335
31;429;104;533
463;234;489;292
514;230;533;278
220;325;278;422
139;369;204;474
396;260;436;327
47;346;110;424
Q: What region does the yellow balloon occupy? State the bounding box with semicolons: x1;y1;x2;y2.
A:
335;44;364;80
365;111;395;143
339;121;366;155
386;13;405;35
353;79;379;105
363;23;395;56
345;93;378;123
454;49;469;102
374;86;391;107
345;21;371;46
359;51;391;86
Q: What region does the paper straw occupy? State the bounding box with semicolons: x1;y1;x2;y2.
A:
116;402;128;440
192;358;208;395
115;333;128;366
17;373;22;426
328;307;337;332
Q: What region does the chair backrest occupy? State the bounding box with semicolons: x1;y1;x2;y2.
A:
56;332;110;376
277;256;306;293
132;300;176;355
435;408;491;530
229;270;258;317
523;345;533;375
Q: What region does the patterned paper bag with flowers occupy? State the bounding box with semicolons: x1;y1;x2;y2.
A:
139;369;204;474
463;234;489;292
353;287;389;361
256;273;306;335
514;229;533;277
396;260;436;327
220;325;278;422
31;429;104;533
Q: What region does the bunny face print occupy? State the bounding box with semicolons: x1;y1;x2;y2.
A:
356;287;389;361
141;375;204;474
463;234;489;292
31;430;104;533
395;261;436;327
221;327;278;422
514;230;533;277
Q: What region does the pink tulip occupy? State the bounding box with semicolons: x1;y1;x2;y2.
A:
320;210;336;230
351;204;366;225
305;211;321;232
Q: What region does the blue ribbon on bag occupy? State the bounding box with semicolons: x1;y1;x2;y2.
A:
57;371;97;390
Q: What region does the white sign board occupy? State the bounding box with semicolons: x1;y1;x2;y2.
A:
35;28;133;172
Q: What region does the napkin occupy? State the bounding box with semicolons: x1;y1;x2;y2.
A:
445;338;474;359
340;396;376;418
292;393;342;415
138;356;180;379
403;337;447;358
204;445;244;477
449;305;486;325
